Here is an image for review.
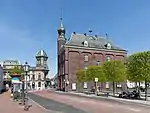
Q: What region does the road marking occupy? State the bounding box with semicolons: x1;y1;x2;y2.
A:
127;108;141;112
29;97;63;113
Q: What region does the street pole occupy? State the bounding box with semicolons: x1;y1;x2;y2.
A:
25;71;28;106
95;78;98;96
22;79;25;105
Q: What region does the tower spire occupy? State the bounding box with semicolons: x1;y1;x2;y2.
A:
57;15;65;35
57;0;65;39
60;17;64;28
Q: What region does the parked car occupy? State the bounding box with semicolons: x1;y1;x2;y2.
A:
119;90;140;99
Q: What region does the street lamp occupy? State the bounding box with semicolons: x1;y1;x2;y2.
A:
23;62;29;110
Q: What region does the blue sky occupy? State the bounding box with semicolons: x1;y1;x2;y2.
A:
0;0;150;77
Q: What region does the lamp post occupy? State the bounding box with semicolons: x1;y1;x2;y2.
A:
22;73;25;105
63;79;65;92
23;62;29;109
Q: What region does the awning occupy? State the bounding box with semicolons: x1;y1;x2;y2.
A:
11;77;21;84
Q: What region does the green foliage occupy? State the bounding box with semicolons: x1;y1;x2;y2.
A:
86;65;107;82
10;66;24;75
102;60;127;82
127;51;150;82
76;70;87;83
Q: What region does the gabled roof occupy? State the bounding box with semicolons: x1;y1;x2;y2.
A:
66;33;127;51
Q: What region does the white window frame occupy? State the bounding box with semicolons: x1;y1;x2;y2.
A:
84;55;88;62
84;41;88;47
107;43;111;49
106;56;111;61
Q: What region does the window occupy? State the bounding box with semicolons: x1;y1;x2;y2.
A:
84;65;88;70
96;61;100;65
72;83;76;90
61;44;64;48
32;74;35;80
84;55;88;62
38;73;41;80
83;82;87;89
84;41;88;47
38;82;41;87
106;82;109;88
106;56;111;61
107;43;111;49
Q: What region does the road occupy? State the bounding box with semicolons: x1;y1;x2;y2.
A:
29;90;150;113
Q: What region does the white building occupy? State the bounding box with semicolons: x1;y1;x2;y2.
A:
27;50;49;90
3;50;49;91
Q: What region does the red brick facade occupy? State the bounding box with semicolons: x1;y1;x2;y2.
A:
57;45;127;91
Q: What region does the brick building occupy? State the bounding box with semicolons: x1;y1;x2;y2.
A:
57;18;127;91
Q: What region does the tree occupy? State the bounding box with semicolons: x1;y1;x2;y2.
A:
86;65;106;82
76;70;87;83
10;66;24;80
127;51;150;100
102;60;127;96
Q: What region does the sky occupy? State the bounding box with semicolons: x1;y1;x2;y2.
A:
0;0;150;77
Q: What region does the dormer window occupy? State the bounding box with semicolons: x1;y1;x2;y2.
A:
107;43;111;49
84;41;88;47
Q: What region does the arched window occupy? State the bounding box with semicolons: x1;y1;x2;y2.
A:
38;82;41;87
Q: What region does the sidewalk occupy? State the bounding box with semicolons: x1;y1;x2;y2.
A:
0;91;47;113
55;90;150;106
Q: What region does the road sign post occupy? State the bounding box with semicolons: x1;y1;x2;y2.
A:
95;78;98;96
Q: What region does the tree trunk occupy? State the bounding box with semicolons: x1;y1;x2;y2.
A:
112;82;115;96
145;80;148;101
138;82;141;98
135;82;138;91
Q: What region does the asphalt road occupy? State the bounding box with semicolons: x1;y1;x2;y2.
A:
29;91;150;113
28;93;87;113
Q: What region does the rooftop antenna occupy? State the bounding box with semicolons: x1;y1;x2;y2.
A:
60;0;63;27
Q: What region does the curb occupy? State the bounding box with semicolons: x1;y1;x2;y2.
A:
54;91;150;107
